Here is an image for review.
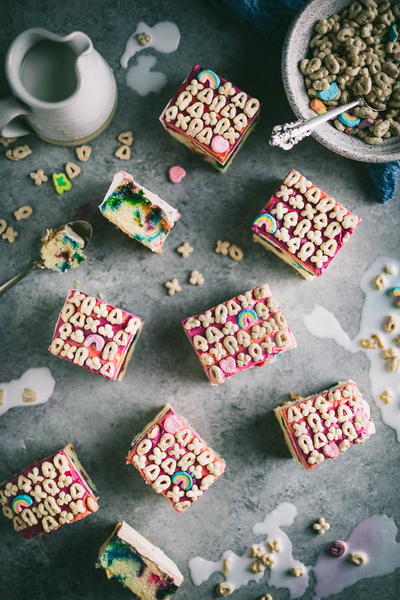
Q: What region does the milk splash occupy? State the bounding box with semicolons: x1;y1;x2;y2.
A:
188;502;308;598
313;514;400;599
125;55;167;96
303;256;400;440
120;21;180;68
0;368;55;416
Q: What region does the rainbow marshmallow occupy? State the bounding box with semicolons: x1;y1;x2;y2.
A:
252;212;277;233
160;64;261;171
0;444;98;538
388;286;400;307
97;521;183;599
126;405;226;513
48;289;143;381
252;169;361;279
275;381;375;470
182;284;297;385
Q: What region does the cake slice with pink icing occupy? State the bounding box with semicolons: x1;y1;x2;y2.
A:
48;289;143;381
126;405;225;513
275;381;375;469
0;444;98;538
252;169;361;279
182;284;297;385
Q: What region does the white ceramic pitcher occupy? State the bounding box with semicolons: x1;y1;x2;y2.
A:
0;28;117;145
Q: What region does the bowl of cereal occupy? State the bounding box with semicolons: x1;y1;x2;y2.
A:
282;0;400;162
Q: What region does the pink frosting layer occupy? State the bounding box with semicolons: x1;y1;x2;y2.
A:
126;406;225;513
48;289;142;380
182;284;297;385
279;381;374;469
160;64;261;164
0;447;98;538
251;169;361;276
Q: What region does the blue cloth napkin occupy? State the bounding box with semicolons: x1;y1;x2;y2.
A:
209;0;399;204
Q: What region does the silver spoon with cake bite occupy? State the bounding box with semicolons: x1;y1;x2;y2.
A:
0;220;92;297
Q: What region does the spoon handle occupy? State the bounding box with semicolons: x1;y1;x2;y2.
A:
0;261;42;297
269;98;363;150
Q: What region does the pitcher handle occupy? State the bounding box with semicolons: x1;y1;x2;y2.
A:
0;97;31;138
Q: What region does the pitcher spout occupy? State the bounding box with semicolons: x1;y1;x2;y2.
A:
66;31;92;57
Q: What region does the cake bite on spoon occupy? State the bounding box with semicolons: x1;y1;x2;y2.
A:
0;220;92;297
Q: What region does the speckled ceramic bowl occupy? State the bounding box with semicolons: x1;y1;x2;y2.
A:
282;0;400;162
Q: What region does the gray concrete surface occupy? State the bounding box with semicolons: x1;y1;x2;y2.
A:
0;1;399;599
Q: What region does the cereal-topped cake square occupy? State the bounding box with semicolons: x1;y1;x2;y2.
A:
99;171;180;253
275;381;375;469
0;444;99;538
126;405;226;513
97;521;183;598
160;65;261;171
252;169;361;279
182;284;297;385
48;289;142;381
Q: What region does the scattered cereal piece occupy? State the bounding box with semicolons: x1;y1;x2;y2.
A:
215;240;230;255
5;144;32;160
291;568;304;577
223;557;231;574
260;554;275;568
0;219;7;235
359;337;377;349
117;131;134;146
328;541;346;558
349;552;367;566
250;560;264;573
382;348;397;360
259;595;273;600
136;32;151;46
384;315;398;333
164;278;181;296
380;390;392;404
384;264;396;275
372;274;385;290
370;333;384;349
250;545;264;559
65;162;81;179
2;226;18;244
229;244;244;261
289;392;302;400
0;135;16;146
267;540;281;553
114;144;131;160
313;517;331;535
30;169;48;185
177;241;193;258
75;145;92;162
189;270;204;285
0;390;4;405
13;205;33;221
75;281;82;289
394;335;400;347
52;173;72;195
168;165;186;183
21;388;38;403
388;357;400;372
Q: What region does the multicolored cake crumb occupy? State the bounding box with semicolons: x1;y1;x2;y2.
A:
252;169;361;279
40;224;86;272
48;289;142;381
126;404;225;513
274;381;375;469
99;171;180;253
160;65;261;171
182;284;297;385
96;521;183;599
0;444;98;538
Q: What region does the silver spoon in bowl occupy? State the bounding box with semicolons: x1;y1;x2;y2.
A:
0;220;93;297
269;97;383;150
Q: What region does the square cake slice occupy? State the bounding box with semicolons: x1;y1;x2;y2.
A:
160;65;261;171
182;284;297;385
252;169;361;279
126;405;226;513
96;521;183;599
274;381;375;469
99;171;180;253
48;289;143;381
0;444;99;538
